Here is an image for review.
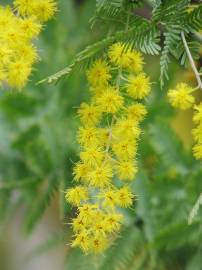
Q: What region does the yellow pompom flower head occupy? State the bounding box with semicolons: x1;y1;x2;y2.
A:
0;0;57;90
167;83;195;110
65;42;152;254
167;82;202;161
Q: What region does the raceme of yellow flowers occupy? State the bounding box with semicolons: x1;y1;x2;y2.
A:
0;0;57;89
65;42;151;254
167;83;202;160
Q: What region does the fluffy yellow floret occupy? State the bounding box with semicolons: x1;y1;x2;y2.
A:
108;42;144;72
117;187;134;208
78;103;102;126
65;186;88;206
80;147;104;166
7;61;32;89
126;73;151;99
116;160;137;181
193;103;202;124
126;103;147;122
71;217;85;233
103;213;123;233
14;0;57;22
14;0;35;17
101;189;119;208
13;43;38;65
96;87;123;113
192;124;202;143
77;127;99;148
88;163;113;187
113;118;141;140
122;51;144;73
73;162;92;182
90;235;108;253
87;59;111;87
0;45;12;66
192;144;202;160
71;231;90;253
108;42;125;66
112;139;137;160
19;16;42;39
167;83;195;110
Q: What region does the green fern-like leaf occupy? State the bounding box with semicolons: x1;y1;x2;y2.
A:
160;26;181;87
39;18;160;85
186;5;202;32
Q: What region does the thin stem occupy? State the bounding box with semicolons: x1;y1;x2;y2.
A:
181;31;202;90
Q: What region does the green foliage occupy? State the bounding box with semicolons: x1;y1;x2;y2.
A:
39;0;202;88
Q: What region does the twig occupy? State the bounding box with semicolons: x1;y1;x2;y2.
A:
181;31;202;90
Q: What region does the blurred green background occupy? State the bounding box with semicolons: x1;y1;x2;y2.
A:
0;1;202;270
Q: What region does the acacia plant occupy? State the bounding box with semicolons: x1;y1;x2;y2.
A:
0;0;202;269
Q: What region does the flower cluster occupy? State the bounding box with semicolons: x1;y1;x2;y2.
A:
0;0;56;89
65;42;151;253
167;82;202;160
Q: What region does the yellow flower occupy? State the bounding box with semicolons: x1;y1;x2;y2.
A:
192;144;202;160
71;231;90;253
0;1;55;89
117;187;134;208
7;60;32;89
72;217;85;233
87;59;111;87
0;6;14;31
80;147;104;166
126;73;151;99
0;45;12;66
122;51;144;73
78;204;98;221
193;103;202;124
13;43;38;65
126;103;147;122
65;186;88;206
19;16;42;39
14;0;57;22
32;0;57;22
90;235;108;253
103;213;123;233
78;103;102;126
192;124;202;143
73;162;92;182
108;42;125;66
113;118;141;140
77;127;99;148
66;44;149;253
88;163;113;187
14;0;35;17
101;189;119;208
167;83;195;110
116;160;137;181
112;139;137;160
96;87;123;113
108;43;144;72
